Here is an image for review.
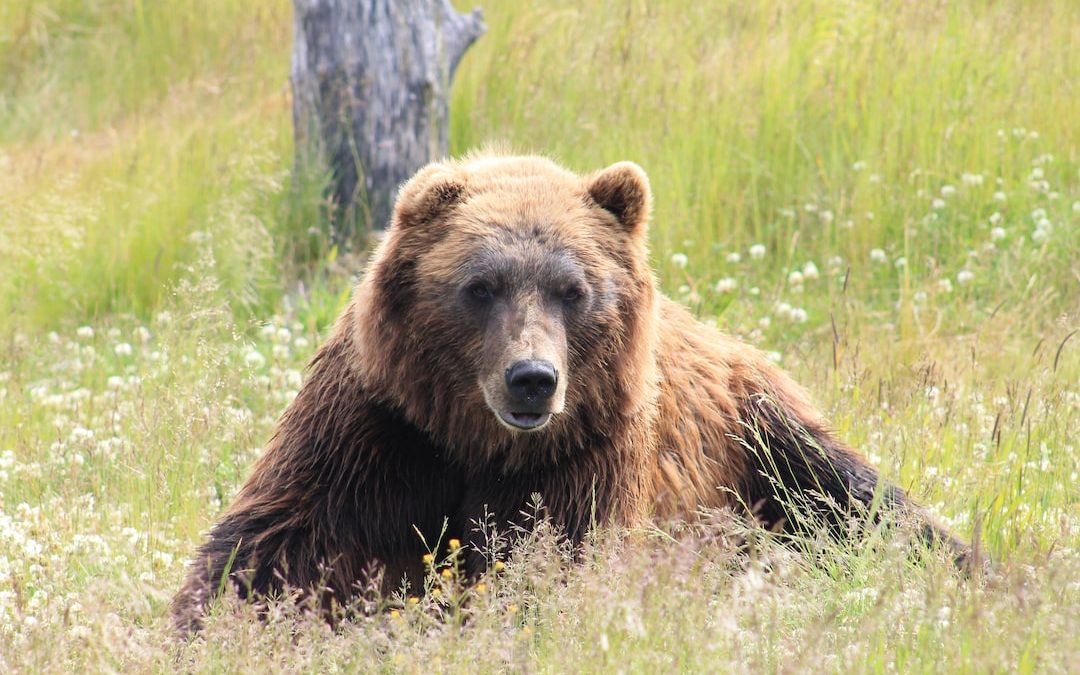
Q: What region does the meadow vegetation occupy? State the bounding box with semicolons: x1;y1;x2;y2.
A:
0;0;1077;671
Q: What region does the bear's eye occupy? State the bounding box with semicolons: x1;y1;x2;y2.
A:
562;286;585;303
468;282;493;300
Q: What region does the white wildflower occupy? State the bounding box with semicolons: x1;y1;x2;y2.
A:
749;244;766;260
932;198;946;209
802;261;820;280
715;278;737;294
957;270;974;285
938;278;953;293
114;342;133;357
69;625;91;640
71;427;94;442
726;252;741;264
940;185;956;197
870;248;887;263
244;350;266;369
76;326;94;340
670;252;689;268
990;227;1006;242
788;270;804;286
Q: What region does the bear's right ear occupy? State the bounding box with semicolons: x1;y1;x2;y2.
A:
391;163;467;230
586;161;652;238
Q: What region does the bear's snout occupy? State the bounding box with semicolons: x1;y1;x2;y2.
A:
494;359;559;431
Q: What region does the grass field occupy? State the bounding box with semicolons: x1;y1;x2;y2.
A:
1;0;1078;671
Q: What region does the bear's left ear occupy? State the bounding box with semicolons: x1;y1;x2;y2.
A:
391;162;468;230
586;161;652;237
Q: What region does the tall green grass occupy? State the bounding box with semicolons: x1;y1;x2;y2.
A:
0;0;1077;671
453;1;1078;322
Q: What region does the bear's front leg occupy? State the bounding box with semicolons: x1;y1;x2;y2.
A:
738;385;975;568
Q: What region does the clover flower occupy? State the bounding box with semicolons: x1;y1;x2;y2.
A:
715;278;737;294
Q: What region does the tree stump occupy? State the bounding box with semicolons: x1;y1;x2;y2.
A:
290;0;485;243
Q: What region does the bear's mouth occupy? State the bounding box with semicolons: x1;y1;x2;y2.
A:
497;411;553;431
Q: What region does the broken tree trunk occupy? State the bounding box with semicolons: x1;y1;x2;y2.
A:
290;0;485;243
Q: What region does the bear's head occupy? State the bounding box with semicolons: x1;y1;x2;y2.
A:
352;155;661;469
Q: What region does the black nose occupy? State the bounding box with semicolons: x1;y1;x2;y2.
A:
505;360;558;402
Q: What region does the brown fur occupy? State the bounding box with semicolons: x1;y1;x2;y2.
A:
172;154;970;635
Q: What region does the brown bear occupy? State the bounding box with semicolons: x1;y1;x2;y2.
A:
172;154;970;634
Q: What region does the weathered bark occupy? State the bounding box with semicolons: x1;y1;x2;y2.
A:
291;0;485;242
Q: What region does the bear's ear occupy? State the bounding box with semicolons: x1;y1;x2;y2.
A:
391;162;467;230
586;161;652;237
